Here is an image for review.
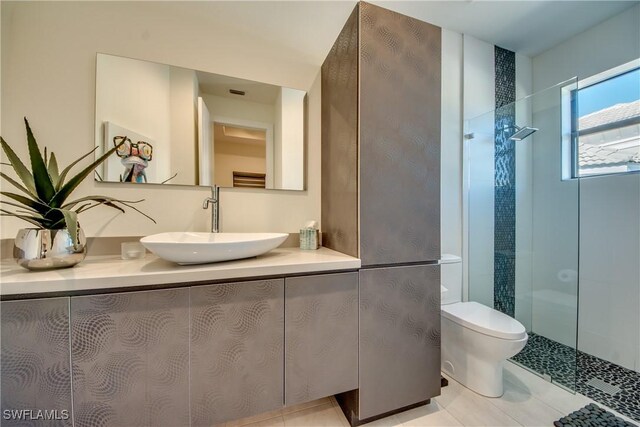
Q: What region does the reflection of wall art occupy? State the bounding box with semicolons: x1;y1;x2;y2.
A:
114;136;153;183
103;122;155;183
102;122;177;184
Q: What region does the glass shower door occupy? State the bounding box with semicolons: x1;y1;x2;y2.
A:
465;78;580;391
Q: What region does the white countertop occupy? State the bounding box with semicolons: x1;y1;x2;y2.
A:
0;247;360;298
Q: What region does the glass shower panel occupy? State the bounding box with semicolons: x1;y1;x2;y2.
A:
465;78;580;391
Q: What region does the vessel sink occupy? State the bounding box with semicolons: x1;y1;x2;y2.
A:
140;232;289;265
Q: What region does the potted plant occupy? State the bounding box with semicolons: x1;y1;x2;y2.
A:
1;118;155;270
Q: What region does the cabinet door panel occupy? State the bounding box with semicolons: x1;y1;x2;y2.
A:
285;272;358;406
359;265;441;419
190;279;284;426
71;289;190;427
358;2;441;266
1;298;72;427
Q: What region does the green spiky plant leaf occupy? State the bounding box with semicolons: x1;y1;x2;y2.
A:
0;118;156;247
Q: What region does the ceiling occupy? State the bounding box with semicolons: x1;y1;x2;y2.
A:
171;0;638;65
374;1;639;57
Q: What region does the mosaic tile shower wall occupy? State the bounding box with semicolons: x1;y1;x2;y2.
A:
493;46;517;317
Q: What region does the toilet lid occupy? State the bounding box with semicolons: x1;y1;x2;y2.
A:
441;301;527;340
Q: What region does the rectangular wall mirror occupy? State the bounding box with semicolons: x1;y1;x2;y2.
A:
95;53;306;190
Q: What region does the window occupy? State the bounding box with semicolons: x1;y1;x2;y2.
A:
572;64;640;177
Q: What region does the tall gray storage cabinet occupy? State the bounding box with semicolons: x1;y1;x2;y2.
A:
321;2;442;424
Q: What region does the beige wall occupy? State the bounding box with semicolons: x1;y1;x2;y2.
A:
1;1;321;238
169;66;198;185
214;140;266;188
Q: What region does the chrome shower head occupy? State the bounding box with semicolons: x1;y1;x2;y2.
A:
508;125;538;141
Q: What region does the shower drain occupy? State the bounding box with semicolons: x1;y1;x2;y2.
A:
586;378;621;396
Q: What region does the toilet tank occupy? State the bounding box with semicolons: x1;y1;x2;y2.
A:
440;254;462;305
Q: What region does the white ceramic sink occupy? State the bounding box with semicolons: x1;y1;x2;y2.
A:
140;232;289;265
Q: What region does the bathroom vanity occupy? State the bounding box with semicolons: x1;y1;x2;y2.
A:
1;1;445;425
0;248;361;426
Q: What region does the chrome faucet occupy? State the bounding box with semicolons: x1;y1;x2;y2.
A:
202;185;220;233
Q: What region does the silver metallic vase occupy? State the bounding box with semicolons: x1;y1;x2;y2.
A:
13;228;87;271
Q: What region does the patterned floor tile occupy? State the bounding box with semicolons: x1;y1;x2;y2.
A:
511;332;640;421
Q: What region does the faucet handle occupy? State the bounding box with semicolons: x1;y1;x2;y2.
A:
203;185;220;209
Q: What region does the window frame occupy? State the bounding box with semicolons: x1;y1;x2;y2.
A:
569;61;640;179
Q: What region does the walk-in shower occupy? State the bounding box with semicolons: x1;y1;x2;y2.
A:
464;78;640;421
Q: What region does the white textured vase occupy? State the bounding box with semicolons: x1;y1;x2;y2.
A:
13;228;87;271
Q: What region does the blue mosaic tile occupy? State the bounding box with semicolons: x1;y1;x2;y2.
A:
493;46;516;317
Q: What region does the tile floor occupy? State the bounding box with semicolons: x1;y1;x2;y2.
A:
221;362;637;427
512;332;640;420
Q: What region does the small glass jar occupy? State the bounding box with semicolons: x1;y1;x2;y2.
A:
299;228;319;250
121;242;146;260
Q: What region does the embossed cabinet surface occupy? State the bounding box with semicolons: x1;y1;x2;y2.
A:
190;279;285;426
1;298;73;427
359;265;441;419
321;6;359;258
358;2;441;266
285;272;358;406
321;2;441;267
71;289;190;427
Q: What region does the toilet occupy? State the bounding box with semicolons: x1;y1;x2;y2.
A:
440;255;528;397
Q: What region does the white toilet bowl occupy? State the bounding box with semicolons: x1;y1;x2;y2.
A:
441;301;528;397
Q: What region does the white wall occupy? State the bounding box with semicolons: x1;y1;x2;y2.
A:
514;53;533;332
277;87;305;191
463;35;496;309
440;29;463;303
532;4;640;370
578;174;640;371
1;1;321;238
440;29;462;259
274;89;283;188
530;85;580;347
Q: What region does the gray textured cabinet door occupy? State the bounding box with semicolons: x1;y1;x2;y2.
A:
285;272;358;406
1;298;72;427
358;2;441;266
71;289;190;427
190;279;284;426
359;265;441;419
